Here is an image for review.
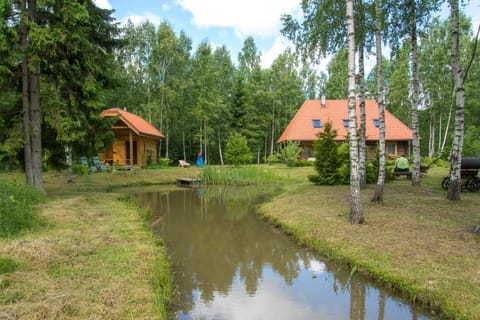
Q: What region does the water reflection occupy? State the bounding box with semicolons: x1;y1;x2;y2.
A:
137;186;431;320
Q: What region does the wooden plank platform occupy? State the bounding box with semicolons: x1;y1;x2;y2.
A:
177;178;201;185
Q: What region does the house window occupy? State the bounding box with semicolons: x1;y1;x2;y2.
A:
373;119;380;127
387;143;395;155
312;119;322;128
343;119;349;127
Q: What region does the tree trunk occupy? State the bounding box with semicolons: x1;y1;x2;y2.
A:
447;0;465;200
182;130;186;161
410;5;421;186
20;0;33;185
372;0;386;203
217;127;224;165
358;44;367;188
270;100;275;156
66;145;73;183
347;0;363;224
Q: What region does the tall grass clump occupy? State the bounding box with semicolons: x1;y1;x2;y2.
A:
0;180;46;238
200;166;285;185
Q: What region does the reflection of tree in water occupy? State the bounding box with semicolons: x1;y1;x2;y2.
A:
139;186;313;314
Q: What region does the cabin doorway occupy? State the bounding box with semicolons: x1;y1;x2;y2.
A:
125;141;137;165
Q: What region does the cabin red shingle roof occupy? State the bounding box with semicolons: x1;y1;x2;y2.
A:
100;108;164;140
277;99;413;143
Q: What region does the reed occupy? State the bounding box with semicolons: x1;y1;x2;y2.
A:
200;165;286;185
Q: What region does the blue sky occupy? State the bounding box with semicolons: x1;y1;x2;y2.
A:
94;0;479;71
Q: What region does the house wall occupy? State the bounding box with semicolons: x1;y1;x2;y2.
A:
100;130;159;167
299;140;410;160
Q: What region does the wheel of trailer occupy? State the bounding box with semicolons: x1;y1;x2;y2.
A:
467;177;480;192
441;177;450;190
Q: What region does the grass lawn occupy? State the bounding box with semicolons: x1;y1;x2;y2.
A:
1;165;479;319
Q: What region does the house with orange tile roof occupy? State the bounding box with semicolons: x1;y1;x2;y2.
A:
99;108;164;167
277;99;413;159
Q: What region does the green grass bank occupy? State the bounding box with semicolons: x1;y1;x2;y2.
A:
258;166;480;320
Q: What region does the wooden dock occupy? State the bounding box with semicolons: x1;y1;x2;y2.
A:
177;178;201;185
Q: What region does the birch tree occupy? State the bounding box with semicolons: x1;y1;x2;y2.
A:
447;0;465;200
347;0;364;224
372;0;387;202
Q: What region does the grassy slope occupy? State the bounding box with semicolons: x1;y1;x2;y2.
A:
259;166;480;320
0;168;198;319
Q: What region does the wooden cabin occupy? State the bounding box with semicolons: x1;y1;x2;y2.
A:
277;99;413;159
99;108;164;167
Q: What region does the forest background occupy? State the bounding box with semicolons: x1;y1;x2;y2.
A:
0;0;479;172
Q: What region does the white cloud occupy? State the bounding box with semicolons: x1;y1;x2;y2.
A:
120;12;163;26
93;0;112;10
261;36;293;68
175;0;300;38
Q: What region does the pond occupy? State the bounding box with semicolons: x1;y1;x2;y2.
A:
137;186;431;320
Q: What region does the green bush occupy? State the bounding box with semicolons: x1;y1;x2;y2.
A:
266;155;281;165
0;181;46;238
158;158;171;167
278;141;303;167
72;163;88;175
224;133;253;166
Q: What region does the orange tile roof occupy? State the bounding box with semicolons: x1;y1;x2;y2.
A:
277;99;413;143
100;108;164;140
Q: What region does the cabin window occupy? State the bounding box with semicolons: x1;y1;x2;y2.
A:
373;119;380;127
343;119;349;127
312;119;322;128
387;143;396;155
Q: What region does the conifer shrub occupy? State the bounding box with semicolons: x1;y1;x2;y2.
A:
309;122;344;185
224;132;253;166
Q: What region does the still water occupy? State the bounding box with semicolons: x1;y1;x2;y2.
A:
137;186;431;320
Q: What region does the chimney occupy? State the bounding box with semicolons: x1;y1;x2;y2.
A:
321;95;326;107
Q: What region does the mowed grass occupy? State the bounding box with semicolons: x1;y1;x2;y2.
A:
259;166;480;320
0;168;189;319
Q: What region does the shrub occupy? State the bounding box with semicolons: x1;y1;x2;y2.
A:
311;122;343;185
266;155;281;165
277;141;303;167
224;133;253;166
0;181;46;238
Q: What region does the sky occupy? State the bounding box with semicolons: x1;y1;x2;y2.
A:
93;0;480;71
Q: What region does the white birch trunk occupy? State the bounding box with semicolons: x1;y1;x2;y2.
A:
372;0;386;202
347;0;363;224
447;0;465;200
410;9;421;186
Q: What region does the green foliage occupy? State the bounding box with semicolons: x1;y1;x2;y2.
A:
266;155;281;164
463;126;480;157
159;158;171;167
0;180;46;238
200;166;284;185
224;132;253;166
325;48;348;99
277;141;303;167
310;122;343;185
72;163;88;176
0;257;20;274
